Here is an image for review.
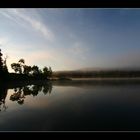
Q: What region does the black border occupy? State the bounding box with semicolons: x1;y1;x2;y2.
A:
0;0;140;8
1;0;140;138
1;131;140;139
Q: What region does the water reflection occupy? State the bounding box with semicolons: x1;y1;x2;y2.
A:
10;83;52;105
0;80;140;111
0;80;140;130
0;85;8;112
0;79;140;111
0;82;52;110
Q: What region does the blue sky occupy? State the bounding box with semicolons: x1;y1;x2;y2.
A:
0;8;140;72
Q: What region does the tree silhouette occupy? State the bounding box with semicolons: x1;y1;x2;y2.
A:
3;55;8;73
18;59;25;64
0;49;3;73
48;67;52;78
23;65;32;75
32;65;40;75
11;63;21;73
11;59;26;74
43;66;49;76
18;58;25;74
0;49;8;76
10;57;53;80
43;66;52;78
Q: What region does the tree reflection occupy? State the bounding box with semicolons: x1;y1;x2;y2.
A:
32;85;42;96
10;82;52;105
43;83;52;95
0;84;8;111
10;87;25;105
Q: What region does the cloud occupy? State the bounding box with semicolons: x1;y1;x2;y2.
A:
0;9;54;41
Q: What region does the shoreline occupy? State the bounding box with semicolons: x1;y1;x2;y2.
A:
0;77;140;89
71;77;140;81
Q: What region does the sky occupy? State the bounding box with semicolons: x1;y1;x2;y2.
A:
0;8;140;72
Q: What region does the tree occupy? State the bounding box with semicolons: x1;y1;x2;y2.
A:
18;59;25;74
10;56;53;80
3;55;8;73
11;63;21;73
31;65;39;75
48;67;52;78
18;59;25;65
23;65;32;75
11;58;26;74
43;66;52;78
0;49;3;73
43;66;49;75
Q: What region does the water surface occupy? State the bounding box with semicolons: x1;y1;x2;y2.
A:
0;80;140;131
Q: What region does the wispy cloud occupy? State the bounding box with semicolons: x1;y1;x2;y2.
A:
0;9;54;41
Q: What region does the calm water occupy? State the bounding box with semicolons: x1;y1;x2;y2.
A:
0;80;140;131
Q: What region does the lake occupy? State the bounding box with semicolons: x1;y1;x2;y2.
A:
0;79;140;131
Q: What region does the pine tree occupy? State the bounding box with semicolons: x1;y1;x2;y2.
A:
0;49;8;77
0;49;3;73
3;56;8;73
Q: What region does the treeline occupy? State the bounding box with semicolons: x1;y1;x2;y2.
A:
0;49;52;81
0;49;9;80
10;58;52;80
53;70;140;78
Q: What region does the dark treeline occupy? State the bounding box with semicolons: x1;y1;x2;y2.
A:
53;70;140;78
0;49;52;81
1;48;140;80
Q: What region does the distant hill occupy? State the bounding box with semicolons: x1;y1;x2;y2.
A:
54;67;140;73
77;67;140;71
77;67;109;71
52;67;140;78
